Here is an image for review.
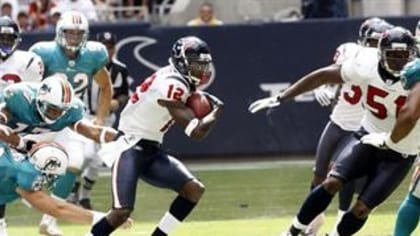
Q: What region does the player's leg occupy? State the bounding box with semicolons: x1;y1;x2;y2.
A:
335;148;415;235
138;140;204;236
393;165;420;236
90;147;141;236
39;129;85;236
394;194;420;236
79;142;101;209
286;134;370;235
305;121;351;235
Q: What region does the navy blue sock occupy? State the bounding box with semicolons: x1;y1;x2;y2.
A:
91;217;116;236
339;181;355;211
151;228;166;236
337;212;368;236
152;196;197;236
297;185;334;225
169;195;197;221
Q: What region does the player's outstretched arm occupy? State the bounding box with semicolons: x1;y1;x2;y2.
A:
248;64;343;113
71;120;118;143
93;68;113;126
16;187;103;224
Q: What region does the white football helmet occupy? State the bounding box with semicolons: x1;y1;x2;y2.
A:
28;142;69;186
55;11;89;52
36;75;74;124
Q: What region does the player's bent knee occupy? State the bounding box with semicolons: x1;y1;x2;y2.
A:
323;177;343;194
181;179;205;203
351;200;371;218
107;208;132;226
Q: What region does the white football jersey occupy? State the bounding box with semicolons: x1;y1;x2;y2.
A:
330;42;365;131
0;50;44;91
341;47;419;155
118;65;192;143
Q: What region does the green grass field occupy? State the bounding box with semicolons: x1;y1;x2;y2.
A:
5;159;419;236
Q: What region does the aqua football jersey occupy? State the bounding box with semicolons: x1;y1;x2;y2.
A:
1;83;84;134
30;41;108;96
0;144;44;204
401;58;420;90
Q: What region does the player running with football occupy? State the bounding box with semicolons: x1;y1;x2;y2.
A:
305;17;393;235
30;11;113;236
87;36;223;236
249;27;419;236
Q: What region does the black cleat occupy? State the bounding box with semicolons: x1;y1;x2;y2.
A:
79;198;93;210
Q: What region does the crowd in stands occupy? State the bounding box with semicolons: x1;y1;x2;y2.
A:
0;0;152;32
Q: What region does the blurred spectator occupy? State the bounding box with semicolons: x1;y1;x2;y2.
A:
42;6;60;32
17;11;33;32
187;2;223;26
121;0;148;20
28;0;56;30
0;0;17;20
301;0;348;18
93;0;115;21
58;0;98;21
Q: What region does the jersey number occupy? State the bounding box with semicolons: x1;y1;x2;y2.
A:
343;85;362;105
130;74;185;103
1;74;21;83
366;85;406;119
55;73;89;95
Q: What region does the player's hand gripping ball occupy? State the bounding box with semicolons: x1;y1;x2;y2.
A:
186;92;212;118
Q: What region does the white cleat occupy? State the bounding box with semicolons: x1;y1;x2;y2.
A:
39;218;63;236
0;219;8;236
303;213;325;236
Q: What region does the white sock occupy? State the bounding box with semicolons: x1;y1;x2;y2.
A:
157;212;181;234
305;213;325;234
292;216;308;231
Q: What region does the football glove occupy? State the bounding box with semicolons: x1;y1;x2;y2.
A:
248;96;281;114
313;85;336;107
201;91;224;107
360;132;390;149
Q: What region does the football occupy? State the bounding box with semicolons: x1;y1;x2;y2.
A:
186;92;212;119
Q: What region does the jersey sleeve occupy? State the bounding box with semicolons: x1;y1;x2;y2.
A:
21;53;44;82
156;77;190;103
333;42;360;65
16;170;43;191
87;42;108;75
64;99;85;125
401;58;420;90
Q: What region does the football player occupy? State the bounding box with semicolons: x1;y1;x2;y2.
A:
249;27;419;236
67;31;130;210
0;15;44;236
87;36;223;236
0;142;117;229
29;11;113;236
0;75;117;235
305;17;393;235
392;58;420;236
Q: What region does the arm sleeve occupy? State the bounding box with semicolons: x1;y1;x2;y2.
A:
17;171;43;191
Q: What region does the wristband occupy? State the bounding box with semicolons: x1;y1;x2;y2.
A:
99;128;112;144
184;118;199;137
